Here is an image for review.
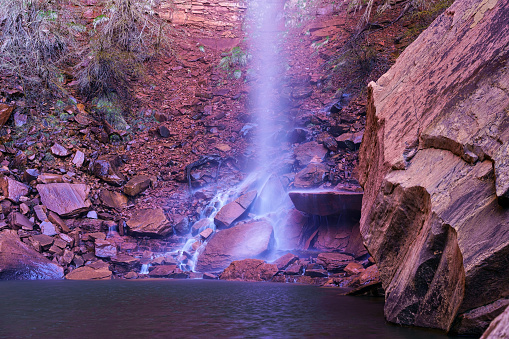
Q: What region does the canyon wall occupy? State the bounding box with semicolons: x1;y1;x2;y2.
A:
359;0;509;334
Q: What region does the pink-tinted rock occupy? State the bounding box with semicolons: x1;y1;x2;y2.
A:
0;230;64;280
358;0;509;332
452;298;509;336
316;252;354;272
65;265;112;280
344;262;365;275
271;253;299;270
214;191;257;228
481;305;509;339
90;155;126;186
149;265;177;277
289;190;362;216
0;103;14;127
293;163;329;188
37;183;91;217
219;259;278;281
99;189;128;210
277;209;307;251
123;175;151;197
95;239;117;258
294;141;327;166
126;208;172;236
0;177;29;203
196;220;274;272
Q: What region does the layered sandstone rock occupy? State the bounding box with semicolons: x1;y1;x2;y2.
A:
0;230;64;280
359;0;509;333
195;219;274;272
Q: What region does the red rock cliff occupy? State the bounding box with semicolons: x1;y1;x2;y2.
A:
359;0;509;333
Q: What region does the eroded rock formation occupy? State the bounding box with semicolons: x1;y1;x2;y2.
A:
359;0;509;333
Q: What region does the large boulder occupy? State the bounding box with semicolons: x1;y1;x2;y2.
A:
358;0;509;333
37;183;91;217
126;208;172;236
289;190;362;216
220;259;278;281
196;219;274;272
0;230;64;280
481;305;509;339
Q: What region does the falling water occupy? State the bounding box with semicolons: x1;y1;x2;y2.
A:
172;0;293;272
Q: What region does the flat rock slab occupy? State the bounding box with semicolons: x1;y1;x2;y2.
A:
294;141;327;166
0;230;64;280
220;259;278;282
0;177;29;203
126;208;172;236
123;175;151;197
99;189;128;210
37;183;91;217
65;265;112;280
196;220;274;272
214;191;257;228
289;190;363;216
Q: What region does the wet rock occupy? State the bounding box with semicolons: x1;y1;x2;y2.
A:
289;190;363;216
10;212;34;230
0;103;14;127
284;263;303;275
304;268;328;278
191;219;210;235
40;221;58;236
149;264;177;277
316;253;355;272
0;176;29;203
50;143;71;157
72;151;85;168
203;272;218;280
277;209;307;251
199;227;213;240
481;305;509;339
65;263;112;280
294;141;327;166
95;239;117;258
173;215;189;235
37;183;91;217
452;298;509;336
328;124;350;137
90;155;126;186
99;189;128;210
196;220;274;272
214;191;257;228
271;253;299;270
124;175;151;197
317;132;338;152
294;163;328;188
220;259;278;282
289;128;308;144
125;271;139;279
344;262;365;275
126;208;172;236
0;229;64;280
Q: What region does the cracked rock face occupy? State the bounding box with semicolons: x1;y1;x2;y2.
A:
358;0;509;334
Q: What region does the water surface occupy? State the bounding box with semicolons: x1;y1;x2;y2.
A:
0;280;456;338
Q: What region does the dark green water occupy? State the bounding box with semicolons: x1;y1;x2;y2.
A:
0;280;456;338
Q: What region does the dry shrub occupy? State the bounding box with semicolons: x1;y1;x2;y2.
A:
76;0;170;99
0;0;74;98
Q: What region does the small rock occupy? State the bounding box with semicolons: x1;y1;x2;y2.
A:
203;272;218;280
50;143;71;157
20;203;29;215
0;176;29;203
126;208;172;236
215;144;231;152
33;205;48;222
22;169;40;183
40;221;58;236
344;262;365;275
37;183;91;217
95;239;117;258
123;175;151;197
125;271;139;279
271;253;299;270
294;163;329;188
65;265;112;280
13;112;27;127
37;173;64;184
99;189;128;210
0;103;14;127
47;211;71;233
158;125;170;138
199;228;213;239
72;151;85;168
32;234;54;247
89;155;126;186
10;212;34;230
87;211;98;219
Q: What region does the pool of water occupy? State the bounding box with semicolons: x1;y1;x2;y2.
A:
0;279;457;338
